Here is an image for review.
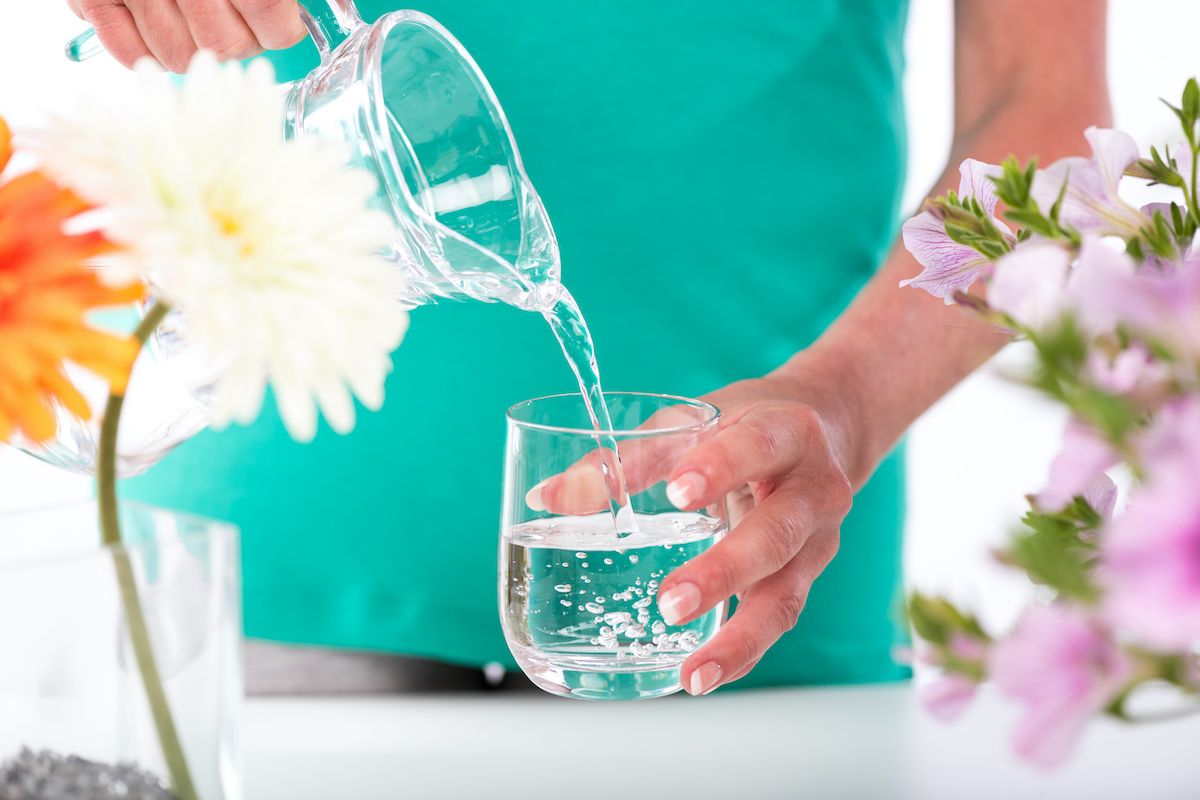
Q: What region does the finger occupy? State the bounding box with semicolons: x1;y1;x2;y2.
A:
526;447;615;515
663;402;823;511
78;0;155;69
176;0;260;60
66;0;86;19
657;479;822;626
528;403;713;515
229;0;307;50
680;530;839;695
126;0;199;72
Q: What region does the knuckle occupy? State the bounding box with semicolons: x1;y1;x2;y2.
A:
694;551;739;598
163;43;197;73
774;589;807;632
705;437;742;483
727;627;761;669
825;470;853;518
239;0;299;26
786;401;823;442
745;419;784;464
755;511;798;566
194;28;258;59
81;1;124;27
238;0;284;14
822;529;842;563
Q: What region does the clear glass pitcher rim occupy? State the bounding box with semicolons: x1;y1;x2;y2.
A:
361;10;541;226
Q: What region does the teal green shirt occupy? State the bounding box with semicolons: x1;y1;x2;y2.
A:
126;0;911;687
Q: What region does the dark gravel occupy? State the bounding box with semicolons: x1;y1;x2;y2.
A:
0;748;176;800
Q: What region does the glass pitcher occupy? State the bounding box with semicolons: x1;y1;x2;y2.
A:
35;0;564;476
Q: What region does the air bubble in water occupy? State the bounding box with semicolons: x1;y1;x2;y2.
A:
575;552;587;559
554;584;571;593
603;558;613;565
633;596;653;609
629;554;639;564
585;602;604;614
559;599;572;607
652;621;666;635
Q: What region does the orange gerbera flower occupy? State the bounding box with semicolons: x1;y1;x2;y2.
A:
0;115;144;445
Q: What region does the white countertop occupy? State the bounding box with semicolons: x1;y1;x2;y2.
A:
243;683;1198;799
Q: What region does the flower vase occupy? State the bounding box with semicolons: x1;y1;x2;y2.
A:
0;501;241;799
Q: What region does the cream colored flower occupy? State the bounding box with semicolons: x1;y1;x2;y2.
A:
33;51;407;442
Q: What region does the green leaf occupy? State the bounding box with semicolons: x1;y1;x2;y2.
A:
1183;78;1200;129
1027;317;1142;446
907;592;988;645
1006;507;1101;602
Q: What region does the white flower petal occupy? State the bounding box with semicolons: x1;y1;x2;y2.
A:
33;50;412;442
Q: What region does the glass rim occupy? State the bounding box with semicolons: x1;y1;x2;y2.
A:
0;499;238;576
506;391;720;437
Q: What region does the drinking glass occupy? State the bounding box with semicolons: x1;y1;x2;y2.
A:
500;392;728;700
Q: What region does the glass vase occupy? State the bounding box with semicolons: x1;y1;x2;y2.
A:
0;501;241;799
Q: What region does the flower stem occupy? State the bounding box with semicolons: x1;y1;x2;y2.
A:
96;300;198;800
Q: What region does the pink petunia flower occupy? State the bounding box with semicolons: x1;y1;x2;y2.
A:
1036;418;1118;512
1081;473;1118;522
1069;236;1200;360
991;605;1132;768
1085;343;1166;398
901;159;1014;302
920;673;979;722
1104;398;1200;650
1067;236;1141;336
1031;127;1151;239
988;242;1072;330
1118;260;1200;362
903;635;988;722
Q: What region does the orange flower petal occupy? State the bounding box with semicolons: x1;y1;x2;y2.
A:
0;116;10;175
0;158;142;444
8;393;57;444
39;368;93;422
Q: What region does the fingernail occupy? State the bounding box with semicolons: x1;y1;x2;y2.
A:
688;662;722;696
666;472;706;510
658;582;701;626
525;480;548;512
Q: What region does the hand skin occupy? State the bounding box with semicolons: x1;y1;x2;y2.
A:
658;0;1113;696
65;0;306;71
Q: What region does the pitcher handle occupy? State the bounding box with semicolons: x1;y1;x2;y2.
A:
65;0;363;64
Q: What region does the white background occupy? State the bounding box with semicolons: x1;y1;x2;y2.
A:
1;0;1198;638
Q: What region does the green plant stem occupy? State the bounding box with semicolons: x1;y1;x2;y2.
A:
96;300;197;800
1189;141;1200;231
